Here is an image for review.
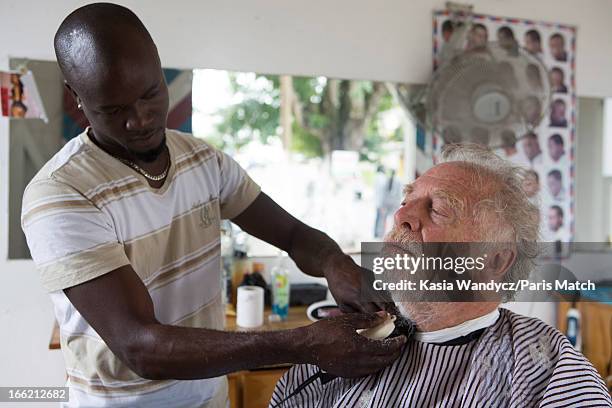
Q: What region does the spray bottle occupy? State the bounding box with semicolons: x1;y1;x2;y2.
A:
271;252;290;320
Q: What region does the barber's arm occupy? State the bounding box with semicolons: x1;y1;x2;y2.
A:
232;192;392;313
63;265;406;380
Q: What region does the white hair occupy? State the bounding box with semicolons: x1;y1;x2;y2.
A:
439;143;540;301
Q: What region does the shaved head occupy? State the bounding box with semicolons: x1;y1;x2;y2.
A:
55;3;154;88
54;3;169;163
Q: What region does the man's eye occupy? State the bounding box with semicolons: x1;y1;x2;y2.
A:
103;107;121;115
431;206;447;217
144;89;159;99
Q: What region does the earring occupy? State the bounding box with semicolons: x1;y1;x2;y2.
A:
77;99;82;110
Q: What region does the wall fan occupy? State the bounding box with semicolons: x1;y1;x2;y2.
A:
395;11;552;149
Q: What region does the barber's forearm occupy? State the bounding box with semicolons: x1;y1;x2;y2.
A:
126;324;311;380
287;223;354;278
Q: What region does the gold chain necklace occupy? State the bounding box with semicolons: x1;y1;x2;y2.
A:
118;153;170;182
86;128;170;182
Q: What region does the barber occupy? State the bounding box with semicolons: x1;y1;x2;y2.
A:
21;3;404;407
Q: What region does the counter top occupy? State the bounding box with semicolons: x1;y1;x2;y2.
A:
49;306;313;350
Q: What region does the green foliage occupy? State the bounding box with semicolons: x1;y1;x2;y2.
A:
290;122;322;158
216;99;279;144
214;73;280;151
292;76;324;103
378;92;395;113
213;72;401;162
359;93;399;162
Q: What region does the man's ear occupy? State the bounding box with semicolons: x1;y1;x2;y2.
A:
488;246;517;281
64;81;81;105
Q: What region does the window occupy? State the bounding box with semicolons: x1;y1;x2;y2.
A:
192;69;416;255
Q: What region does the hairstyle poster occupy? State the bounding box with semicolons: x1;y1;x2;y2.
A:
432;11;576;244
0;70;47;121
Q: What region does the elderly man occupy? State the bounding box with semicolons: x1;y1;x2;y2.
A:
21;3;404;407
270;144;611;407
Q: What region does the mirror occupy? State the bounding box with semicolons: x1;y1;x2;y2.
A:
8;59;65;259
7;59;418;258
8;59;612;259
191;70;418;255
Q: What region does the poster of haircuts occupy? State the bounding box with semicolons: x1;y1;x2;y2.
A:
0;70;47;121
432;11;576;244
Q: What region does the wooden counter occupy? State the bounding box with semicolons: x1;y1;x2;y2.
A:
49;306;312;349
49;306;314;408
224;305;311;332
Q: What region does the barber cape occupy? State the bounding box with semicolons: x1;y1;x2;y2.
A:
270;308;611;408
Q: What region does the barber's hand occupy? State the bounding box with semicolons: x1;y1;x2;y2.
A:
302;311;407;378
324;256;394;314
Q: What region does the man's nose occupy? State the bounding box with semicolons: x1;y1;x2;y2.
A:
125;101;154;131
394;202;422;232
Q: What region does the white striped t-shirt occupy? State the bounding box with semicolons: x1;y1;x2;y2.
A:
270;308;611;407
22;128;260;407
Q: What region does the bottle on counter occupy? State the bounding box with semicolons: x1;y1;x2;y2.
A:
220;221;234;306
249;262;271;306
566;303;581;351
271;252;291;320
239;262;268;292
252;262;265;276
231;250;249;309
222;255;233;306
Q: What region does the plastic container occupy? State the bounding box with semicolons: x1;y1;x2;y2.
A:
566;306;581;351
271;253;291;320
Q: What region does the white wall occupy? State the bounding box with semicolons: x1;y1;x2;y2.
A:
574;98;612;242
2;0;612;391
3;0;612;96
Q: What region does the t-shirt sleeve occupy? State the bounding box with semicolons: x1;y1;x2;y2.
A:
214;149;261;220
21;178;131;292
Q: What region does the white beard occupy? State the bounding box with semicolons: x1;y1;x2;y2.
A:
393;300;460;332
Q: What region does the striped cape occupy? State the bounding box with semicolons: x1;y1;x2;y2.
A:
270;308;611;408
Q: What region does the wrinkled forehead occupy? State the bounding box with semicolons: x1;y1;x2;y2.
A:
406;162;497;203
